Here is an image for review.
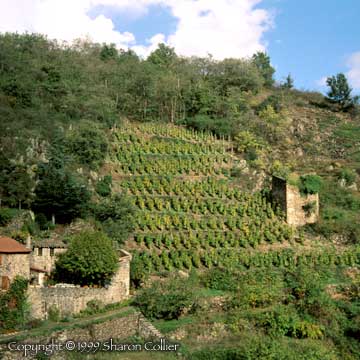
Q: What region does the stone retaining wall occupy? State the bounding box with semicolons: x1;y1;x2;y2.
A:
27;250;131;319
0;310;163;359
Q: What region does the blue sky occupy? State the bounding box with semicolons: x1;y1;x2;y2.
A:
1;0;360;94
262;0;360;93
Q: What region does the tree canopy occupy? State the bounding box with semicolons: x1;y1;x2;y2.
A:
54;230;119;286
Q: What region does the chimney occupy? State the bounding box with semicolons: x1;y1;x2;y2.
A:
26;235;32;250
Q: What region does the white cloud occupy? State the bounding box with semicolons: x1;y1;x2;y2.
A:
346;52;360;90
0;0;273;59
165;0;273;59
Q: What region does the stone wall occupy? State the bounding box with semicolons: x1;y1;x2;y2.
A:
0;310;163;359
0;254;30;289
286;184;319;226
272;176;319;227
27;250;131;319
30;247;66;272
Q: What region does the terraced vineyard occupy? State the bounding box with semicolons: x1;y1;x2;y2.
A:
110;123;299;272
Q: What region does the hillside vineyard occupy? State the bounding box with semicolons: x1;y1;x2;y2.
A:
109;123;359;273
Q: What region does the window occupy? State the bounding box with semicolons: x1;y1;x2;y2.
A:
38;248;43;256
50;248;55;257
1;276;10;290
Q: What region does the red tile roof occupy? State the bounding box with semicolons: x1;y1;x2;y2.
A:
0;236;31;254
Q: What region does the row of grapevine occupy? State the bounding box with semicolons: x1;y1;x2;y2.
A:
114;134;227;155
132;247;360;273
118;158;229;176
122;176;243;199
133;213;289;234
120;121;227;144
130;195;279;218
134;226;294;250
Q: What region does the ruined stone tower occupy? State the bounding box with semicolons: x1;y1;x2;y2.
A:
272;176;319;227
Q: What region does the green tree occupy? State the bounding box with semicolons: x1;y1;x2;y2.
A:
147;43;178;68
33;161;91;224
326;73;358;111
93;194;136;244
53;230;118;286
99;44;118;61
281;74;294;89
65;122;108;169
252;52;275;87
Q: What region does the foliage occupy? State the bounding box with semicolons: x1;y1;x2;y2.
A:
337;168;357;186
65;122;108;169
53;230;118;286
298;175;323;195
234;130;264;153
133;276;198;320
95;175;112;197
184;115;237;138
252;52;275;87
326;73;359;111
93;194;136;244
0;207;19;226
47;305;60;322
33;161;91;223
281;74;294;89
256;94;282;114
0;277;29;332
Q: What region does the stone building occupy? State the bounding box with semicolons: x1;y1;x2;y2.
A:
0;234;132;319
30;236;67;272
272;176;319;227
28;249;132;319
0;236;31;290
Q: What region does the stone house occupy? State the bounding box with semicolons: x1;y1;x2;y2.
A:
0;235;132;319
30;236;67;273
0;236;31;290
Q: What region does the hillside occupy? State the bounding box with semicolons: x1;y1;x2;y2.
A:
0;33;360;359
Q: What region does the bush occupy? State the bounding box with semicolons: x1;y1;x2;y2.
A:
95;175;112;197
203;267;240;292
93;194;136;244
256;94;282;114
234;131;264;153
184;115;237;138
133;276;198;320
0;208;18;226
0;276;29;332
65;122;108;169
53;230;118;286
338;168;357;186
298;175;323;195
48;305;60;322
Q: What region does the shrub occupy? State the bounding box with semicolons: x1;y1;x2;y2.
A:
95;175;112;197
338;168;357;186
48;305;60;322
203;267;240;292
256;94;282;114
133;276;198;320
0;208;18;226
234;131;264;153
0;276;29;332
65;122;108;169
184;115;237;138
93;194;136;244
298;175;323;195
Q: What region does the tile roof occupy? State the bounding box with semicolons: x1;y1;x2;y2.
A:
0;236;31;254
